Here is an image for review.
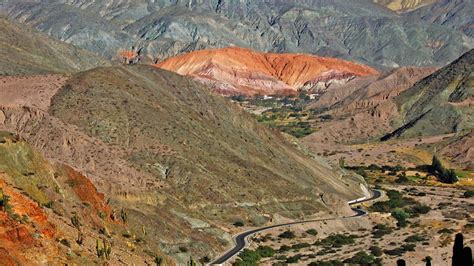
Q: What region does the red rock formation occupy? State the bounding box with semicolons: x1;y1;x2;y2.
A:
155;47;378;96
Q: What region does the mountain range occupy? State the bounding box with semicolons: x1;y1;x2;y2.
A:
0;1;472;264
0;17;368;263
1;0;473;68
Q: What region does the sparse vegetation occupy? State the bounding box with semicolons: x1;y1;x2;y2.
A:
233;221;245;227
464;190;474;198
234;246;275;265
314;234;356;248
343;251;375;264
429;156;458;183
278;230;296;239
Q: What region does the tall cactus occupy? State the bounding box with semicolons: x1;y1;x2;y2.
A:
187;256;197;266
96;239;105;258
462;247;472;266
104;240;112;260
71;212;81;229
154;256;163;266
0;188;4;209
120;208;127;224
96;239;112;260
452;233;464;265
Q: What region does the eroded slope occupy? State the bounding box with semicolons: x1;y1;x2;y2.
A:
155;47;377;96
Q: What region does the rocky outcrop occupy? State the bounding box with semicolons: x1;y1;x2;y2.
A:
155;47;378;96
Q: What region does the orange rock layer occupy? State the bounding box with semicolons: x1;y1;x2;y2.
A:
155;47;378;96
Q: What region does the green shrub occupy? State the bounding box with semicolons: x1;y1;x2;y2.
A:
314;234;356;248
384;248;405;256
464;190;474;198
286;254;302;263
391;208;410;227
256;246;275;257
344;251;375;264
308;260;343;266
291;242;310;250
279;245;291;252
233;221;244;227
404;234;425;243
402;243;416;252
372;224;393;238
278;230;295;239
236;249;261;265
306;229;318;236
370;245;383;257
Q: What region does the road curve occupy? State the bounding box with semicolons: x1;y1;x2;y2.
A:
210;189;383;265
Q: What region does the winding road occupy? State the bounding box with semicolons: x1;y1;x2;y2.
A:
210;189;383;265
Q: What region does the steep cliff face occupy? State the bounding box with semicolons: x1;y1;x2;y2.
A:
3;0;472;68
155;47;378;96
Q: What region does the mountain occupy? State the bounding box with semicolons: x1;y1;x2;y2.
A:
373;0;437;12
299;50;472;169
2;0;473;68
0;17;107;76
387;49;473;139
155;47;378;96
0;65;367;262
303;66;437;145
404;0;474;38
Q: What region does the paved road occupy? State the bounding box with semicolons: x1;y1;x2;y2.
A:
210;189;383;265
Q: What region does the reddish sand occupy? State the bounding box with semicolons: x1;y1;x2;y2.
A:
155;47;378;95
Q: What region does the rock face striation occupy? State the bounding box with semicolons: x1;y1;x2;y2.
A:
2;0;473;68
155;47;378;96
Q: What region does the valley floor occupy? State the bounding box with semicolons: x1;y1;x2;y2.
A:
230;185;473;265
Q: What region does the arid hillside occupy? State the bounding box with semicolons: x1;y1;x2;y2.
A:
0;66;368;263
155;47;378;96
390;49;474;139
298;50;473;170
0;132;171;264
0;17;107;76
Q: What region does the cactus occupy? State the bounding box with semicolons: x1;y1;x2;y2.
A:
96;239;104;258
462;247;472;266
110;209;117;221
187;256;197;266
453;233;464;265
154;256;163;266
396;259;406;266
71;212;81;229
142;225;147;237
120;208;127;224
76;230;84;245
0;188;4;209
104;240;112;260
